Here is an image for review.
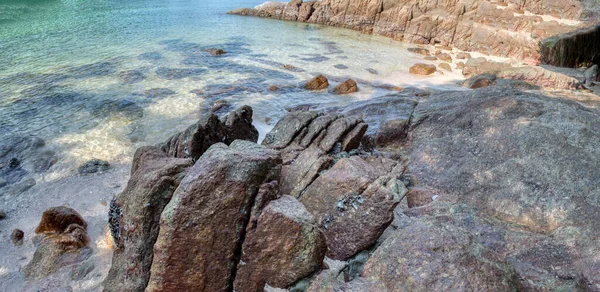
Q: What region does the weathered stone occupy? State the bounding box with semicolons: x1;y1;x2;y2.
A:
409;63;436;75
333;79;358;94
305;75;329;90
147;141;281;292
456;52;472;59
103;147;192;292
35;206;87;234
234;195;327;291
300;156;402;260
363;217;520;291
262;111;319;150
436;52;452;62
406;188;436;208
160;106;259;160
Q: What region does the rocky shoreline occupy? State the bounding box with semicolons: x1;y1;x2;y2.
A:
9;77;600;290
229;0;600;67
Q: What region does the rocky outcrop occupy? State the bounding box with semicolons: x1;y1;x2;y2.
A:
147;141;281;291
363;217;520;291
305;75;329;90
159;105;258;161
24;207;90;280
103;147;192;292
230;0;600;66
234;195;327;291
300;156;404;260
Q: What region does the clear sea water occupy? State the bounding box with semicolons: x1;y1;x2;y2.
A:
0;1;463;290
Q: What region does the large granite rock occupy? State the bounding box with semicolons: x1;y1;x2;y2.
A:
230;0;600;65
103;147;192;292
147;140;281;291
159;105;258;161
234;195;327;291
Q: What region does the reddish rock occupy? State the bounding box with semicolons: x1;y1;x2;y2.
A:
34;206;87;234
333;79;358;94
234;196;327;291
147;141;281;292
268;85;280;91
24;208;90;280
300;156;402;260
463;74;497;89
409;63;436;75
363;218;520;291
103;147;193;292
305;75;329;90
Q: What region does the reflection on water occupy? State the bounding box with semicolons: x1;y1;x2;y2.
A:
0;1;464;289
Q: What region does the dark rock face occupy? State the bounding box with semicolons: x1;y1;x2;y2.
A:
78;159;110;174
159;106;259;161
333;79;358;94
24;207;90;280
103;147;192;292
363;217;520;291
300;156;403;260
304;75;329;90
234;195;327;291
147;140;281;291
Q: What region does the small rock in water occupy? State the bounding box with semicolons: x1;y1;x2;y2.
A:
438;63;452;72
304;75;329;90
0;210;6;220
35;206;88;234
11;229;24;246
144;88;176;98
268;85;280;91
409;63;437;75
407;47;431;56
366;68;379;75
333;79;359;94
334;64;349;69
137;52;163;61
436;52;453;63
205;48;226;56
424;56;438;61
78;159;110;174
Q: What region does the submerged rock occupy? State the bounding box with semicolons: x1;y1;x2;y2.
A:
304;75;329;90
147;141;281;291
144;88;176;98
234;195;327;291
78;159;110;174
155;67;207;80
205;48;226;56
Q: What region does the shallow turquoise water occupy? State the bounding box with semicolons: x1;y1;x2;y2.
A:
0;0;463;174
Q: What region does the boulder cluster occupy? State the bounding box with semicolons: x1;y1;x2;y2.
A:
20;84;600;291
